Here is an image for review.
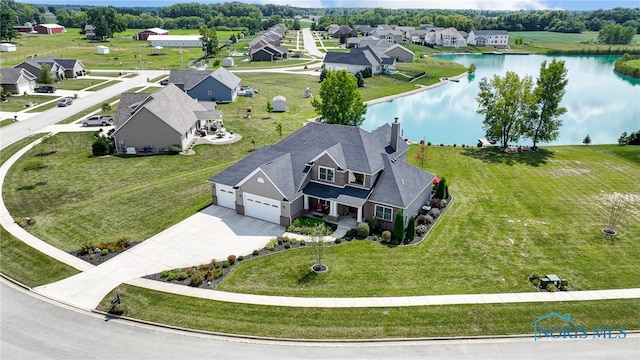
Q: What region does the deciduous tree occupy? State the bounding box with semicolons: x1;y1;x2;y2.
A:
199;25;218;57
312;69;366;126
39;64;55;84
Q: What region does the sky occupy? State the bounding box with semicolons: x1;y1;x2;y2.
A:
16;0;640;10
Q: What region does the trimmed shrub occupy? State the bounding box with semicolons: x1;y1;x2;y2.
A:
381;230;391;242
429;208;441;218
405;216;416;241
416;224;427;236
284;241;291;249
435;177;448;199
429;198;441;208
167;272;176;281
222;260;231;268
546;283;558;292
439;199;448;209
425;215;434;224
252;249;260;256
335;238;342;244
392;210;404;245
237;255;244;261
356;222;370;238
101;248;109;256
300;239;306;246
92;136;112;156
167;145;181;155
227;255;236;264
265;238;278;251
416;214;427;225
369;216;378;234
176;272;188;281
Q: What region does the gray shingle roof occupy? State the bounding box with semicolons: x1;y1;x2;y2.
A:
324;45;391;67
210;67;241;90
208;122;421;207
473;30;509;35
167;68;240;91
0;68;36;83
369;154;436;208
113;92;149;128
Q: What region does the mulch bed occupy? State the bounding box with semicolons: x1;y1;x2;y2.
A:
69;241;142;266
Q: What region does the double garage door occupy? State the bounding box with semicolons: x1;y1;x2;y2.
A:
243;193;281;224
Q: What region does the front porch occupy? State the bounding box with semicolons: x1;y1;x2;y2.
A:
303;193;363;230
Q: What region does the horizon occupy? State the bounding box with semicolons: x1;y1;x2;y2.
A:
15;0;640;11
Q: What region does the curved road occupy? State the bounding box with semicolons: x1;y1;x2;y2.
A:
3;279;638;359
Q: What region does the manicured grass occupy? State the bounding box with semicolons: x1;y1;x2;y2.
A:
1;118;15;127
56;79;107;91
508;31;640;54
0;94;58;112
216;145;640;297
93;72;124;77
0;134;46;166
86;80;119;91
97;284;640;339
0;226;80;287
25;99;61;112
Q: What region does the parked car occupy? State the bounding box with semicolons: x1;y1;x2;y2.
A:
160;79;169;85
82;115;113;127
57;97;73;107
35;85;57;93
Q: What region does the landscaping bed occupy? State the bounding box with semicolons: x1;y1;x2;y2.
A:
69;237;141;266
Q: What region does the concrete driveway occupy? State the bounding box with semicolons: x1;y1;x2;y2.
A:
34;206;284;310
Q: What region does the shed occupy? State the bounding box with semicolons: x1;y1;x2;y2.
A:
96;45;109;54
223;57;234;67
273;95;286;112
1;43;17;52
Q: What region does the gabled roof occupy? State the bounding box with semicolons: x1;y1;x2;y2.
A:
324;45;392;67
36;23;64;28
209;122;416;204
384;43;413;56
142;27;168;34
114;84;208;135
167;68;240;91
369;155;435;208
472;30;509;35
15;56;80;72
0;68;36;83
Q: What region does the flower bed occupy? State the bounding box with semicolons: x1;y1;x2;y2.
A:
70;237;140;266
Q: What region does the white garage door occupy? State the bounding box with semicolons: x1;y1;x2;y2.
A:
244;193;281;224
18;83;31;95
216;184;236;209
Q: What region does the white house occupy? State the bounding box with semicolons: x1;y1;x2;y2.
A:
273;95;286;112
1;43;17;52
147;35;202;48
96;45;109;54
467;30;509;49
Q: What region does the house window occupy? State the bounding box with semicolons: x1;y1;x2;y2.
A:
319;166;334;182
350;172;364;185
375;205;393;222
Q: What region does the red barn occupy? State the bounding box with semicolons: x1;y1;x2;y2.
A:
135;27;169;41
33;24;65;34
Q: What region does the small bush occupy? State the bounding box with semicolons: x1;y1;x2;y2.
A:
222;260;231;268
14;217;27;228
189;270;206;286
252;249;260;255
167;145;182;155
416;224;427;236
265;238;278;251
425;215;434;224
335;238;342;244
227;255;236;264
167;272;176;281
237;255;244;261
356;222;370;238
429;198;441;208
546;283;558;292
559;280;569;291
369;217;378;234
532;278;541;287
372;235;379;241
439;199;448;208
176;272;189;281
381;230;391;242
101;248;109;256
428;208;441;218
284;241;291;249
300;239;306;246
161;270;170;278
416;214;427;225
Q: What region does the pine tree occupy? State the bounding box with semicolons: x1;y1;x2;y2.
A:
405;216;416;243
392;209;404;245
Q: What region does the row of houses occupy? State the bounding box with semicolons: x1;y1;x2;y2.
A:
0;56;87;94
248;23;289;62
330;23;509;49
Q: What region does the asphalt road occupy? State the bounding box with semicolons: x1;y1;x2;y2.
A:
2;279;638;360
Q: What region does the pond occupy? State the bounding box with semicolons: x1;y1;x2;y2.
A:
361;54;640;145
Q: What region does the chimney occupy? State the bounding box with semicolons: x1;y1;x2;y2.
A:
390;116;400;151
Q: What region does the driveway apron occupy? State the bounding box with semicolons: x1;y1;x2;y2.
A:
34;206;284;310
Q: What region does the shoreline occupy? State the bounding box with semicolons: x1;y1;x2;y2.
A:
365;71;469;106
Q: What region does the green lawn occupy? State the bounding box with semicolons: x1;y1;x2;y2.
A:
508;31;640;54
0;94;58;112
96;284;640;339
55;79;107;91
86;80;119;91
1;118;16;127
216;145;640;297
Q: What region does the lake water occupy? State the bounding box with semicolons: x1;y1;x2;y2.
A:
362;54;640;145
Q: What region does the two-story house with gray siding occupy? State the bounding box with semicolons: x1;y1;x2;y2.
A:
208;119;435;228
166;67;241;103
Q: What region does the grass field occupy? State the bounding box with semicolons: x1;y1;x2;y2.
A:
56;78;107;91
96;284;640;339
508;31;640;54
0;94;59;112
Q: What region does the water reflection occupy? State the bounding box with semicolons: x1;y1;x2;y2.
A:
362;55;640;145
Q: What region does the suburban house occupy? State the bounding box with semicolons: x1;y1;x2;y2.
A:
383;43;414;62
323;45;396;75
370;27;404;44
346;36;392;49
354;24;373;36
426;27;467;47
33;24;65;34
248;24;288;62
329;24;357;39
135;27;169;41
467;30;510;48
147;35;202;48
112;84;221;153
0;68;37;94
207;119;436;228
14;57;86;80
166;67;241;103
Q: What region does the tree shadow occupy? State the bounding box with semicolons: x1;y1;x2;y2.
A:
297;270;318;285
460;147;554;167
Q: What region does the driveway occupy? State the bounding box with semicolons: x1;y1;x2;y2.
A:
34;206;284;310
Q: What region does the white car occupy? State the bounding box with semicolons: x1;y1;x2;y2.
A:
82;115;113;127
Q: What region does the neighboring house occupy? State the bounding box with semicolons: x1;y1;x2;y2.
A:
323;45;396;75
347;36;392;49
112;84;219;152
0;68;37;94
207;120;435;228
354;24;373;36
406;29;428;44
326;24;340;35
467;30;510;48
384;43;414;62
370;28;403;44
248;24;289;62
135;27;169;41
331;25;357;39
84;25;96;40
33;24;65;34
147;35;202;48
14;57;85;80
250;44;288;61
166;67;241;103
437;27;467;47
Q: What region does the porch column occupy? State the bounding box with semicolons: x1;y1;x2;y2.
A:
329;201;338;217
356;207;362;223
303;195;309;210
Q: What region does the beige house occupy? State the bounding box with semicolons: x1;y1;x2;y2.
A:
112;84;215;153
